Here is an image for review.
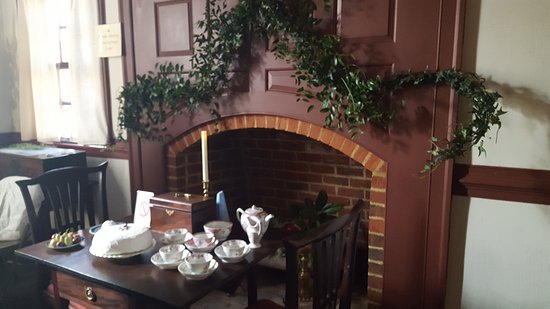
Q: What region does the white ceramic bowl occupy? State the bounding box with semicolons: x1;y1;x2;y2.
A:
203;221;233;241
184;252;213;274
164;228;188;243
221;239;247;257
151;250;189;270
214;244;250;263
158;244;186;262
178;259;218;280
189;232;216;248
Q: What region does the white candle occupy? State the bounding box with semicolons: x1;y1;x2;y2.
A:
201;130;209;182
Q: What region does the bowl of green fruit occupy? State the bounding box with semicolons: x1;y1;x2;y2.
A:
47;229;84;251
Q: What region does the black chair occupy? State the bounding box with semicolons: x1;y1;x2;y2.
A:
16;161;109;244
248;199;365;309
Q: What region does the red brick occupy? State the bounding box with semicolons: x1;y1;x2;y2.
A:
296;122;310;136
369;191;386;205
363;154;381;171
329;133;345;150
283;161;309;172
323;154;349;165
285;182;309;191
368;261;384;276
340;139;356;157
336;166;365;177
295;172;323;183
296;153;323;162
265;115;276;129
323;175;349;186
369;218;385;234
350;178;371;188
319;128;333;144
287;119;298;133
279;140;306;151
371;175;386;189
277;117;289;130
272;151;296;160
337;187;365;199
352;147;370;165
368;205;385;218
368;233;385;248
331;196;351;206
308;125;321;140
367;289;383;305
310;184;336;195
368;275;383;291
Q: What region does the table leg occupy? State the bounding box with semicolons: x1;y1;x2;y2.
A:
247;267;258;305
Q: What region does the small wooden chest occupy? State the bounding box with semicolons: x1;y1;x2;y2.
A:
149;193;216;233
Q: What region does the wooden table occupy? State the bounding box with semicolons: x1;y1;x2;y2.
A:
15;231;281;309
0;146;86;179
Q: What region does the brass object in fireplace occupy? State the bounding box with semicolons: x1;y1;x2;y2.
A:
202;180;209;197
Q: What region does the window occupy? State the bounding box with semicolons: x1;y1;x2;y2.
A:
20;0;109;146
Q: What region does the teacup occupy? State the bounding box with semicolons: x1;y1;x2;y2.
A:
164;228;188;243
203;221;233;241
159;244;185;262
190;232;215;248
221;239;247;257
185;252;213;274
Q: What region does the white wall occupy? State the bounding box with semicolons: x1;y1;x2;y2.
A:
446;1;550;308
87;157;132;223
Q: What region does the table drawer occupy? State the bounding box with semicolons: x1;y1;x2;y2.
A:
56;272;130;309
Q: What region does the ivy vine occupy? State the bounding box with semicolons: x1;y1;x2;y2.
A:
118;0;505;173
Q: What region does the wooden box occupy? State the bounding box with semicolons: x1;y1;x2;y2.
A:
149;193;216;233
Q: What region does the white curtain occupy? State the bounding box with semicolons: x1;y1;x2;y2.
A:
20;0;63;142
19;0;108;145
68;0;108;145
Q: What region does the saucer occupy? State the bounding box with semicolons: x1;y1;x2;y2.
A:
214;244;250;263
151;250;190;270
178;259;218;280
185;239;219;253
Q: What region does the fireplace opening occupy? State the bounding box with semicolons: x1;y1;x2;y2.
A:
166;116;387;307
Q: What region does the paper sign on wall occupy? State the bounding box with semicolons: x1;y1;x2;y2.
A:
97;23;122;58
134;190;154;227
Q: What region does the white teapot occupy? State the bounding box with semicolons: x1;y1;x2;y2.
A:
236;205;274;248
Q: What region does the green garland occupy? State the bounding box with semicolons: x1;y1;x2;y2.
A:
118;0;505;173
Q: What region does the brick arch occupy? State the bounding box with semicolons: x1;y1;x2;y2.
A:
166;114;386;305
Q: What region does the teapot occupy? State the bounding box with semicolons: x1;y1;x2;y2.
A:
236;205;274;248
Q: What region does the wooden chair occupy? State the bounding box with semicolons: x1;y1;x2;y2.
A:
16;161;109;244
248;199;365;309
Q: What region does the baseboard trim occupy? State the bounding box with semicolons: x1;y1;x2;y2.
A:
452;163;550;205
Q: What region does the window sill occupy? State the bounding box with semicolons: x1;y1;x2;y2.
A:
49;141;129;160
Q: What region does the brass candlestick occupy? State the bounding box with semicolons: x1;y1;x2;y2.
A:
202;180;209;197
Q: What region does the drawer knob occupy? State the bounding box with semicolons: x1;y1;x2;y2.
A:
165;209;175;216
85;287;97;302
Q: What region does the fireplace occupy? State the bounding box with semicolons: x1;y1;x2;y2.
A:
165;116;388;306
126;1;463;307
